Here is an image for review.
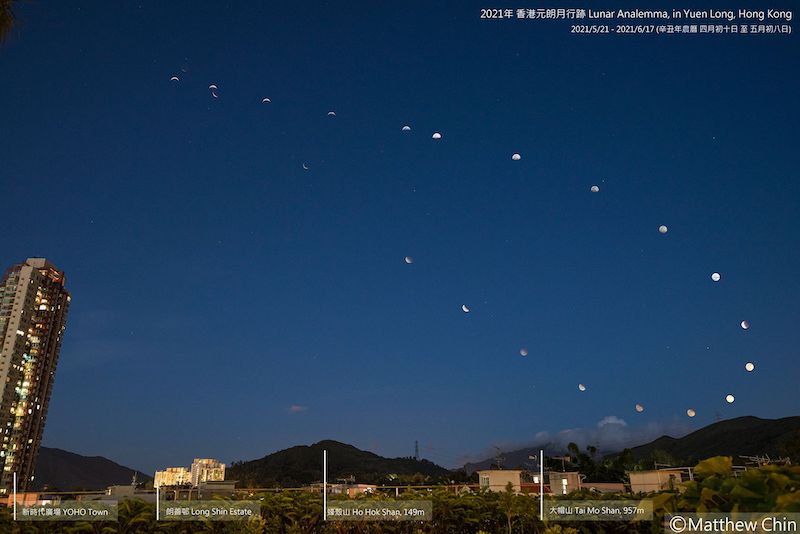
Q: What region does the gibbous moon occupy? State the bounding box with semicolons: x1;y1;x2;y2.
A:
711;272;721;282
578;383;586;392
658;225;668;234
726;394;735;404
687;409;696;417
432;132;442;140
590;185;599;193
519;348;528;357
635;404;644;413
461;304;470;313
740;320;750;330
745;362;755;372
511;153;521;161
402;125;411;131
404;256;413;264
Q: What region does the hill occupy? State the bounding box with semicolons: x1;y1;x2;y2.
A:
33;447;152;491
227;440;452;487
625;416;800;463
464;416;800;473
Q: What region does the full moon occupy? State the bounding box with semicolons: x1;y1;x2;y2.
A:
658;225;668;234
711;272;721;282
745;362;755;372
687;409;696;417
635;404;644;413
726;394;735;404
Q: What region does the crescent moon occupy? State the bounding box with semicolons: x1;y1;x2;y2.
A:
302;163;309;170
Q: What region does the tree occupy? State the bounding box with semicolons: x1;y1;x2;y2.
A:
0;0;14;43
779;429;800;464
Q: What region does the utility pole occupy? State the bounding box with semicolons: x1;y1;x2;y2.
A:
415;441;419;461
322;450;327;522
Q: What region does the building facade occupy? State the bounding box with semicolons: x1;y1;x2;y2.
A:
154;467;192;488
0;258;70;494
477;469;523;493
190;458;225;486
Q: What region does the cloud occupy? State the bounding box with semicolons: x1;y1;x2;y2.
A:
464;416;693;467
597;415;628;428
288;405;307;414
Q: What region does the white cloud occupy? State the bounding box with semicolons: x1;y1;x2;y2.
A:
288;405;307;414
597;415;628;428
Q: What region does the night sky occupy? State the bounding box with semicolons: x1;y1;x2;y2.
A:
1;1;798;474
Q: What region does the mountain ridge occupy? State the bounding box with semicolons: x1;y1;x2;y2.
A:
33;446;152;491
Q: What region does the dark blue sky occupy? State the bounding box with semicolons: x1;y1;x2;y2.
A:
1;1;798;474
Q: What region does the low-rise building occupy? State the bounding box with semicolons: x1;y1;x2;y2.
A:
547;471;583;495
477;470;523;493
6;492;61;507
628;468;693;493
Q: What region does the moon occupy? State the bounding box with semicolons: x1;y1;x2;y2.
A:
635;404;644;413
578;383;586;392
402;125;411;131
170;76;179;82
461;304;470;313
327;111;336;117
726;394;735;404
404;256;413;264
745;362;755;372
432;132;442;140
740;320;750;330
590;185;599;193
658;225;668;234
519;348;528;357
511;153;521;161
302;163;309;170
687;409;696;417
261;97;271;103
711;272;721;282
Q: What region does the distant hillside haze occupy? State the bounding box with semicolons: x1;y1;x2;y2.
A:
227;440;452;487
33;447;151;491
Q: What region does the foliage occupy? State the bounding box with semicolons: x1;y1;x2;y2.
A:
0;0;14;43
227;440;451;488
0;459;797;533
